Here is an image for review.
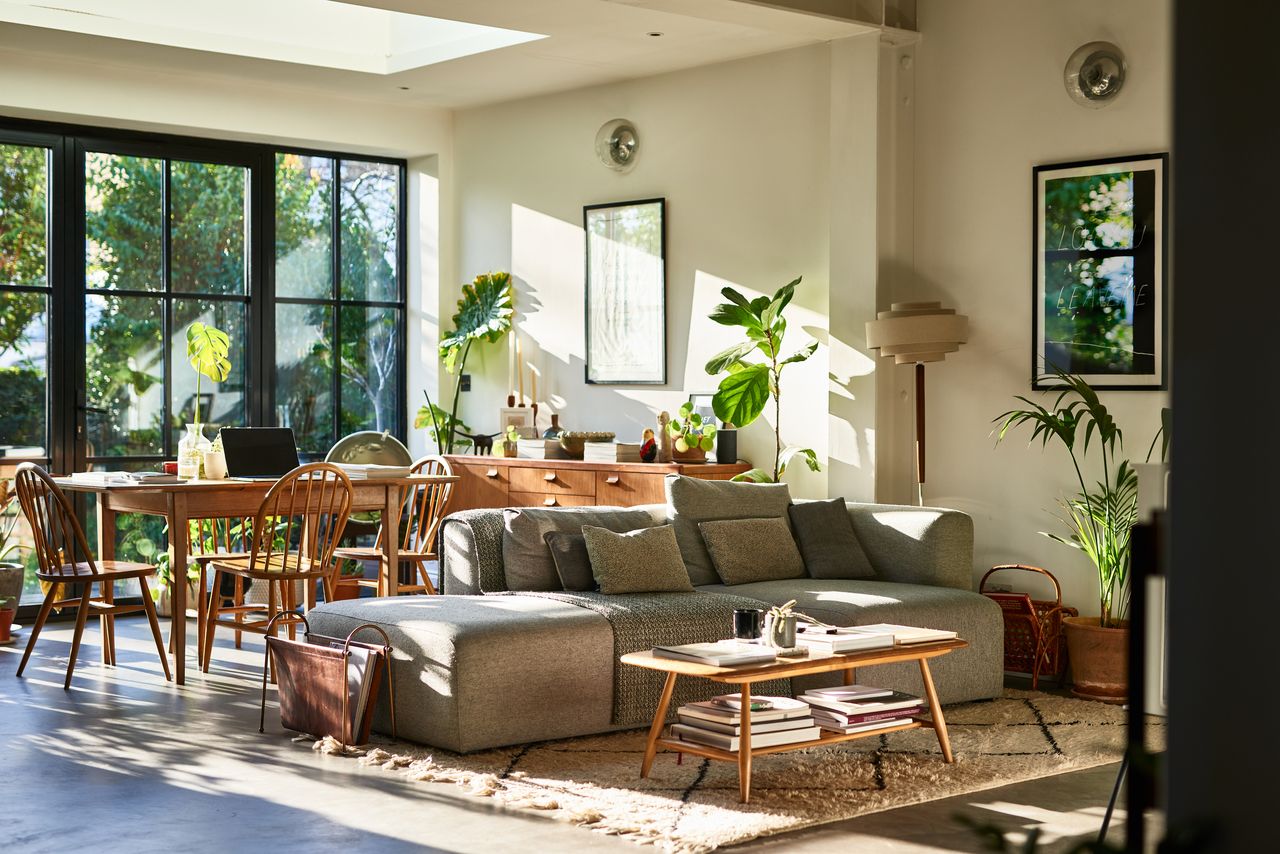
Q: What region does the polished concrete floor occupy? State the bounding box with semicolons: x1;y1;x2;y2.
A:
0;615;1139;853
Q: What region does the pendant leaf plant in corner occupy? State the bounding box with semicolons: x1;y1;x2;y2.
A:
994;369;1169;629
704;277;819;483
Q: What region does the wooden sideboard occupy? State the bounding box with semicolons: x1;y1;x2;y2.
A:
443;455;751;511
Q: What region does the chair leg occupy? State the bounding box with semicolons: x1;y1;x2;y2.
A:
16;584;59;677
233;576;244;650
202;570;221;673
196;564;208;670
102;580;116;667
138;575;172;682
64;583;94;690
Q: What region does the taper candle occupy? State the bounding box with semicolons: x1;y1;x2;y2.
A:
516;333;525;404
508;330;515;397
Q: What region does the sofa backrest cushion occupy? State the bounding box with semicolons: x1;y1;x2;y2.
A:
502;506;657;591
788;498;877;579
698;516;807;585
582;524;695;595
543;531;595;591
665;474;793;586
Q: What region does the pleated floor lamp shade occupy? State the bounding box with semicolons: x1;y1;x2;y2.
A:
865;301;968;502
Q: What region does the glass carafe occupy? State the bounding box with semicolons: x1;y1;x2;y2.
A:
177;423;211;480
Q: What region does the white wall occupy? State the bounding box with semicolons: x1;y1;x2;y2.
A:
905;0;1172;612
448;42;890;498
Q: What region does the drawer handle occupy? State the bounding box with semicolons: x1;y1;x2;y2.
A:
543;497;558;506
485;469;499;478
543;472;557;482
605;476;620;485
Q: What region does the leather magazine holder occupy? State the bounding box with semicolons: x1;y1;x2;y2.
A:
259;614;397;747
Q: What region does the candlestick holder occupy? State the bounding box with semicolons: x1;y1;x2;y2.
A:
507;394;515;407
531;402;539;425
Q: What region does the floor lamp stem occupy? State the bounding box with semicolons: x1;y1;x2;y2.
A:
915;362;925;506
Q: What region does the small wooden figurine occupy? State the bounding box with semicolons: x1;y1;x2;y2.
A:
656;411;674;463
640;428;657;462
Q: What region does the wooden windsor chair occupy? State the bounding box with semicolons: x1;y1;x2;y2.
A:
330;455;454;597
12;463;171;688
200;463;353;673
167;515;254;669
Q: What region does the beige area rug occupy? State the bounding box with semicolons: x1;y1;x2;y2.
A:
309;690;1164;853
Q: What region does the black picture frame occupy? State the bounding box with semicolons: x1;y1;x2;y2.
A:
583;198;666;385
1032;153;1168;390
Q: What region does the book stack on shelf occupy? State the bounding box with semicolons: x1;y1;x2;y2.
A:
799;685;926;734
517;438;569;459
583;441;642;462
671;695;820;752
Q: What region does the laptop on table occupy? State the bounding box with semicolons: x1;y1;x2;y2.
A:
221;427;302;481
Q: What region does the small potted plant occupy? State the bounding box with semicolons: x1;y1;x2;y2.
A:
763;599;798;650
502;425;520;457
667;401;716;463
0;478;24;643
203;430;228;480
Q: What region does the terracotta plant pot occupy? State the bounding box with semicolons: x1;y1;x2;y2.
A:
1063;616;1128;703
0;607;14;643
672;446;707;463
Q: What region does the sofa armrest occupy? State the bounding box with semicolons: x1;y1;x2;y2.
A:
438;509;508;595
846;502;974;590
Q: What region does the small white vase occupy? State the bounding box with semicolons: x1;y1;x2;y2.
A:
203;450;228;480
178;423;211;480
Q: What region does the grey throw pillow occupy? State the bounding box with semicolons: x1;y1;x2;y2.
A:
698;517;807;585
665;474;793;586
543;531;596;592
502;506;657;591
582;524;694;595
788;498;876;579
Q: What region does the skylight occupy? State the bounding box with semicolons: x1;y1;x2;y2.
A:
0;0;546;74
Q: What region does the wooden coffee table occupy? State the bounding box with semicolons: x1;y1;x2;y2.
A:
620;638;967;803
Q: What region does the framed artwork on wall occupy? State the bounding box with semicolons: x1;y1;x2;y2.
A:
1032;153;1168;390
584;198;666;384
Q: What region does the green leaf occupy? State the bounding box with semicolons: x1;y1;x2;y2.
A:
778;446;820;476
679;401;694;418
719;287;753;312
731;468;776;483
762;277;801;328
781;340;818;366
712;364;770;428
702;424;717;439
704;340;757;376
698;436;714;452
440;271;513;356
709;302;760;330
689;412;702;426
185;322;232;383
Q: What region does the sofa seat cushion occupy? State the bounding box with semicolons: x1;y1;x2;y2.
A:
307;595;618;753
695;578;1005;704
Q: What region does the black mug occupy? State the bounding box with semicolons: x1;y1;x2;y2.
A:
732;608;764;640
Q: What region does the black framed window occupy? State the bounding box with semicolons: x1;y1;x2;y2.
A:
0;117;408;608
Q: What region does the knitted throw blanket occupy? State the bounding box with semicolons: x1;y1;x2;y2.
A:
493;590;792;726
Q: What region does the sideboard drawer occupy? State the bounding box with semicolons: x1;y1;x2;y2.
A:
509;466;596;496
507;491;596;509
595;470;666;506
454;463;509;512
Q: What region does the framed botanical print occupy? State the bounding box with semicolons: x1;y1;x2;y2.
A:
584;198;666;384
1033;153;1168;390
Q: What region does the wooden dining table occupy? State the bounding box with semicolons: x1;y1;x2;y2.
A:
55;473;458;685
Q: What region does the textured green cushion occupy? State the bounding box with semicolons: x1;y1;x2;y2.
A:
543;531;596;592
582;524;695;595
698;516;807;585
502;506;657;591
665;474;793;586
788;498;876;579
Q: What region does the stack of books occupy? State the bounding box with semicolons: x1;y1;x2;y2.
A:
583;442;642;462
671;695;820;751
333;463;413;479
799;685;926;734
517;438;569;459
794;625;895;654
844;623;958;645
69;470;180;485
652;640;776;667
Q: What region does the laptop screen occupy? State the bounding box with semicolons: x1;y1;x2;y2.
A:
220;428;301;479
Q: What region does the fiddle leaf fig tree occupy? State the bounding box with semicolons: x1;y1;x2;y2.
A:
417;271;513;454
185;322;231;425
704;277;820;483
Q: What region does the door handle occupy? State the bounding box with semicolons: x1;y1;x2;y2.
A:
485;469;499;478
543;472;557;482
543;497;557;506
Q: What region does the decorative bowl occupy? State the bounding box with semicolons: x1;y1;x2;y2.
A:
559;431;616;459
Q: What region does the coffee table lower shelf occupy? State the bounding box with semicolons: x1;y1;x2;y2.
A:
656;716;940;763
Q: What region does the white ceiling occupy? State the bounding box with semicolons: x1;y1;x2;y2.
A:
0;0;879;108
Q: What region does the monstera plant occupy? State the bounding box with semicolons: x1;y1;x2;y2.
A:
185;322;231;426
417;271;513;454
704;277;819;483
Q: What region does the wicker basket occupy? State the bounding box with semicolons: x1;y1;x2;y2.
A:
980;564;1077;689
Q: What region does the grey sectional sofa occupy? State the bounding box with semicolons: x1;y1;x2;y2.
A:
307;500;1004;753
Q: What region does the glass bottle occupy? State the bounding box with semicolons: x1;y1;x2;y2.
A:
177;423;211;480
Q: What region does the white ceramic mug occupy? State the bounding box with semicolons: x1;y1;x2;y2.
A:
203;450;228;480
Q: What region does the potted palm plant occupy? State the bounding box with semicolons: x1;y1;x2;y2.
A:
994;370;1168;701
0;478;28;643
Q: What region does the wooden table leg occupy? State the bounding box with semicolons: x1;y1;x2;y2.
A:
641;672;678;778
168;494;190;685
738;682;753;803
383;485;401;597
919;657;953;763
96;502;117;665
843;666;856;686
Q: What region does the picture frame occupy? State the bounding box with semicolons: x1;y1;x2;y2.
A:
686;393;717;426
1032;153;1168;390
584;198;666;385
498;407;535;438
